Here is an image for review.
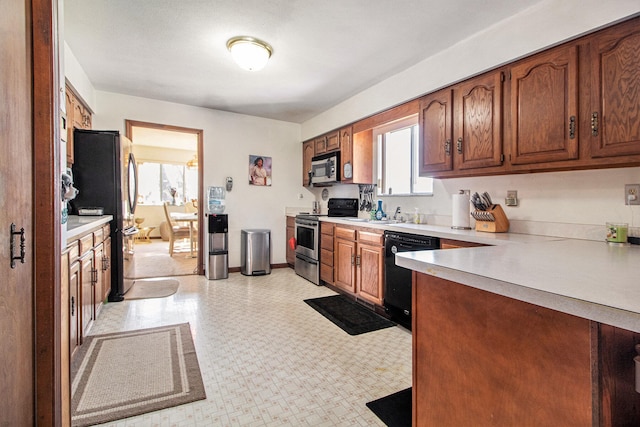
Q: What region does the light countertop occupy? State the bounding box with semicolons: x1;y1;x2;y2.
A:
396;239;640;333
66;215;113;242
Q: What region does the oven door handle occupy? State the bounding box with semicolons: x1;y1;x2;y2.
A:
295;254;318;265
295;220;317;227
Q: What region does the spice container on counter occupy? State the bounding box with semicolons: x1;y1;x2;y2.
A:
606;222;628;244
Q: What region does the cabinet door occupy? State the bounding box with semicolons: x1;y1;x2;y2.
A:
334;238;356;293
509;45;579;165
419;89;454;174
314;136;327;155
79;252;94;340
589;20;640;158
340;126;353;182
102;237;112;302
356;243;384;306
286;218;295;266
64;86;74;165
93;244;104;318
69;261;80;358
454;71;504;170
325;130;340;152
302;140;314;186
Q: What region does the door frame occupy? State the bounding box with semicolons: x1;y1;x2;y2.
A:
125;119;204;275
33;0;63;424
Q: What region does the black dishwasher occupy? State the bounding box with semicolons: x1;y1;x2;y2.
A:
384;231;439;330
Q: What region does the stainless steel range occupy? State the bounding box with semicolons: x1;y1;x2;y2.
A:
295;198;358;285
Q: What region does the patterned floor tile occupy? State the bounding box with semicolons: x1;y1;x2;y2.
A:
89;269;411;426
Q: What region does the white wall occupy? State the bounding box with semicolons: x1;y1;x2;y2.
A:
301;0;640;240
92;91;311;268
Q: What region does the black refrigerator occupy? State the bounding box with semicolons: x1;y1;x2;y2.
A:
71;129;138;301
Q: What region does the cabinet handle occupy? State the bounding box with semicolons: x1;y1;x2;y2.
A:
91;267;97;285
71;296;75;316
445;139;451;156
591;112;599;136
569;116;576;139
356;255;361;266
102;256;110;271
10;223;26;269
457;137;463;154
351;254;355;265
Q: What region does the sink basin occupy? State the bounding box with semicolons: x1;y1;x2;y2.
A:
345;218;370;222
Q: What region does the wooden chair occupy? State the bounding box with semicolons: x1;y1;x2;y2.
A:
163;202;191;256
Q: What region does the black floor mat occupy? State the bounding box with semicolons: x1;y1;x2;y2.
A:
304;294;395;335
366;387;412;427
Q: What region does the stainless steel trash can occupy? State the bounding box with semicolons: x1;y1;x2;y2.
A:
241;229;271;276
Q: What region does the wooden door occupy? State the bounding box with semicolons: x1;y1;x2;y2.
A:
325;130;340;152
302;140;314;186
454;71;504;170
334;238;356;293
314;135;327;155
0;0;34;423
356;243;383;306
589;18;640;158
65;86;74;165
419;89;453;174
285;218;295;266
509;45;579;165
69;261;80;359
93;243;104;317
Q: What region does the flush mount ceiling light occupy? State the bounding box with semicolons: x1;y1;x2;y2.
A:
226;36;273;71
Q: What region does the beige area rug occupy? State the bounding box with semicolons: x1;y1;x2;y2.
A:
133;239;197;279
126;278;180;300
71;323;206;426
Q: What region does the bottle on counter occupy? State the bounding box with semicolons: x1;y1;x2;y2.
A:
376;200;384;220
414;208;421;224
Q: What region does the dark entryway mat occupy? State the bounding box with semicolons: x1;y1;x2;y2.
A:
304;294;395;335
366;387;412;427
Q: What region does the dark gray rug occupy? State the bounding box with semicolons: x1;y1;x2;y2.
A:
366;387;412;427
304;294;395;335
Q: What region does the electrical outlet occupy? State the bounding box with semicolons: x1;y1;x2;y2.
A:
625;184;640;205
505;190;518;206
298;193;304;199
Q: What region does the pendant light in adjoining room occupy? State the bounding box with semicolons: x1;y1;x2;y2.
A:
186;154;198;169
226;36;273;71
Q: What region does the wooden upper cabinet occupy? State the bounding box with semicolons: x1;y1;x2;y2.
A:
314;135;327;155
509;45;579;165
453;71;504;170
65;88;74;165
325;130;340;152
589;19;640;158
340;126;353;182
302;140;314;186
419;88;453;174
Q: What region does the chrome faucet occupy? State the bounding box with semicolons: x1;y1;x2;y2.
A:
393;206;401;220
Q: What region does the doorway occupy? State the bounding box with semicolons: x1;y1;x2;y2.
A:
125;120;204;277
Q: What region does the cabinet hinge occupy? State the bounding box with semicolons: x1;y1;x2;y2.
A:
500;72;505;82
500;154;505;163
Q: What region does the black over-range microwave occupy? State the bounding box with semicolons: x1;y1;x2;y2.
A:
310;151;340;185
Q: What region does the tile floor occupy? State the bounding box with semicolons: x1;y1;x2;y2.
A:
89;268;412;426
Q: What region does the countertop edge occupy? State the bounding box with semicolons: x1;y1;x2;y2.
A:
396;254;640;333
66;215;113;242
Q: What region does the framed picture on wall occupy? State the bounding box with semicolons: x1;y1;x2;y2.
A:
249;155;272;186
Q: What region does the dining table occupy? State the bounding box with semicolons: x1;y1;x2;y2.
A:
170;212;198;257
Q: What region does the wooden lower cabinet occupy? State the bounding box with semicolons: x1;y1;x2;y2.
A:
413;272;640;426
286;217;295;266
439;238;487;249
333;225;384;306
79;251;94;340
319;222;334;284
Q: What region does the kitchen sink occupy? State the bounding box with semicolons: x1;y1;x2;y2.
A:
345;218;370;222
344;218;405;224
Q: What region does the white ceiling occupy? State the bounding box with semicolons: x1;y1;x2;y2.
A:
64;0;542;124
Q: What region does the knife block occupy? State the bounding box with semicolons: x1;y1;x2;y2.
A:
473;204;509;233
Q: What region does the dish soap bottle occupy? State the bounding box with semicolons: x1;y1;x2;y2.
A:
376;200;384;220
414;208;421;224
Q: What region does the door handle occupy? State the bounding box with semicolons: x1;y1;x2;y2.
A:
10;223;25;269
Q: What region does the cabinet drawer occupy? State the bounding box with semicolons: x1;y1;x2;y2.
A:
357;230;383;246
335;227;356;241
102;224;110;237
320;248;334;267
93;229;104;245
320;234;334;251
320;263;334;283
79;233;94;255
321;222;334;235
67;241;80;263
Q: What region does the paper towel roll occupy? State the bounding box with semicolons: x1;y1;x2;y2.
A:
452;193;471;229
